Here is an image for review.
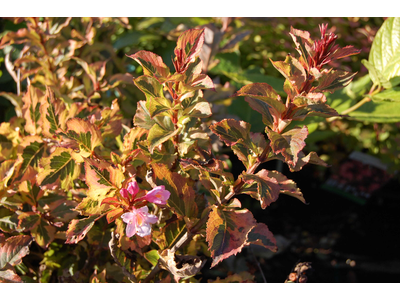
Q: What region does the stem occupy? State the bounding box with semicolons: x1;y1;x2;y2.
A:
108;231;137;283
326;96;371;122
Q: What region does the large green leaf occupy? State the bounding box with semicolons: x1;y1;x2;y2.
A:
349;100;400;122
369;17;400;88
372;87;400;102
147;123;180;154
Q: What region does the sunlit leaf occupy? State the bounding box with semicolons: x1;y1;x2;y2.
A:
0;235;32;269
241;170;281;209
31;218;56;249
206;206;256;267
152;164;197;218
37;148;80;191
128;50;170;79
65;214;104;244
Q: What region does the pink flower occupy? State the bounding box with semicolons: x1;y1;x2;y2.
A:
120;181;139;201
144;185;170;205
121;206;158;238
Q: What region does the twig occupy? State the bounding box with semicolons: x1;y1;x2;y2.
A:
108;231;137;283
327;96;371;122
249;245;267;283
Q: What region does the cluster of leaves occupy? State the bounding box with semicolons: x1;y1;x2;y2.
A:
0;18;361;282
287;18;400;172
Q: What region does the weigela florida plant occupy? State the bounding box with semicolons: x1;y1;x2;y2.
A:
0;23;359;283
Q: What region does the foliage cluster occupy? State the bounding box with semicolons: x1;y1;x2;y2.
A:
0;17;398;283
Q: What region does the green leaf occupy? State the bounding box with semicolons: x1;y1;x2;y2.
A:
206;206;256;268
31;218;56;249
147;123;180;154
369;17;400;87
63;118;102;157
40;86;67;138
241;170;281;209
134;100;156;130
349;100;400;122
372;87;400;102
235;82;285;114
209;119;251;147
65;215;104;244
36;148;80;190
0;235;32;269
164;219;187;248
20;141;45;174
362;59;392;89
17;212;40;232
152;164;198;218
144;250;160;267
134;75;164;100
148;97;172;118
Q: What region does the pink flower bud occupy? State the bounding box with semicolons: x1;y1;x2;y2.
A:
120;180;140;200
144;186;170;205
121;206;158;238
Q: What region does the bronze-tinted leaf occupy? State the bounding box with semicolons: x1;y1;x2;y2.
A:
206;206;256;267
128;50;170;79
152;164;197;218
0;235;32;269
241;170;281;209
267;126;308;167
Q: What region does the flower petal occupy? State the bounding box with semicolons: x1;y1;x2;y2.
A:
120;188;130;200
126;223;137;238
127;181;139;198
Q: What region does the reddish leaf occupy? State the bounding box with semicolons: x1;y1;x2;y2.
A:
22;85;44;135
263;170;305;203
174;29;205;73
209;119;251;147
314;70;357;93
241;170;281;209
0;235;32;269
235;82;285;114
84;157;124;200
0;264;23;283
206;206;256;267
65;214;104;244
62;118;102;157
17;212;40;232
134;100;155;130
246;223;277;252
287;151;329;172
99;99;123;137
128;50;170;79
270;56;307;95
106;207;124;224
267;126;308;167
